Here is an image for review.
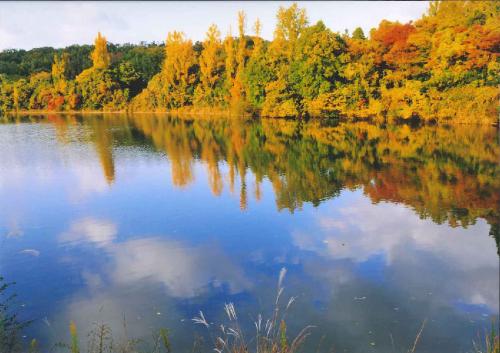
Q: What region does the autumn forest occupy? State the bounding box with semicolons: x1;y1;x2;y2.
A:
0;1;498;124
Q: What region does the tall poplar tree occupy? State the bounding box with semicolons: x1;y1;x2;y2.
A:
91;32;110;70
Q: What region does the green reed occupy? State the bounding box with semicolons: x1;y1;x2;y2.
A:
0;276;31;353
472;320;500;353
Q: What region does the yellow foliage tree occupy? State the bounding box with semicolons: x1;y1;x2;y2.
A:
91;32;110;70
252;19;263;55
224;28;236;105
272;3;308;60
52;52;69;93
196;24;223;107
163;31;197;108
230;10;248;110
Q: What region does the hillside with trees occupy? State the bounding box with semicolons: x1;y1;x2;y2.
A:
0;1;498;123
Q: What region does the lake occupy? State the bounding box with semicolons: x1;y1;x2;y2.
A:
0;114;498;353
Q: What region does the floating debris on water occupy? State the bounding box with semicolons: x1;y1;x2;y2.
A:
7;229;24;238
43;317;50;327
20;249;40;256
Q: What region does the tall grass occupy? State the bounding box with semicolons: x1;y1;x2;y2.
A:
407;319;427;353
472;320;500;353
0;276;31;353
1;272;497;353
69;321;80;353
58;319;171;353
192;267;314;353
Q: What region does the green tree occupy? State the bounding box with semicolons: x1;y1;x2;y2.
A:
352;27;366;40
243;19;272;110
289;21;348;116
262;3;309;117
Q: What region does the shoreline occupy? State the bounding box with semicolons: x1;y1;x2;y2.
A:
2;109;498;126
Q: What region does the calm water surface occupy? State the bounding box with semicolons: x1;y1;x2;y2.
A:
0;114;498;353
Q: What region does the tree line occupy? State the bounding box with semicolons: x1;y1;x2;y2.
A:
0;1;498;123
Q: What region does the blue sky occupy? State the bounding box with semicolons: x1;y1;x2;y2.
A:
0;1;429;50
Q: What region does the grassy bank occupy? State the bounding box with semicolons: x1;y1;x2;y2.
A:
2;272;499;353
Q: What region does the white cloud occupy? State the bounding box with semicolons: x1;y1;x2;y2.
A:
49;229;251;350
58;217;251;298
293;192;499;311
107;237;251;298
66;163;109;201
0;123;111;205
59;218;117;247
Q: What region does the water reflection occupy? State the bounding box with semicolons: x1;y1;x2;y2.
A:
293;193;498;309
59;218;117;247
0;113;498;353
5;114;499;229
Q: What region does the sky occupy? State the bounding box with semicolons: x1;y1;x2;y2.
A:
0;1;430;50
